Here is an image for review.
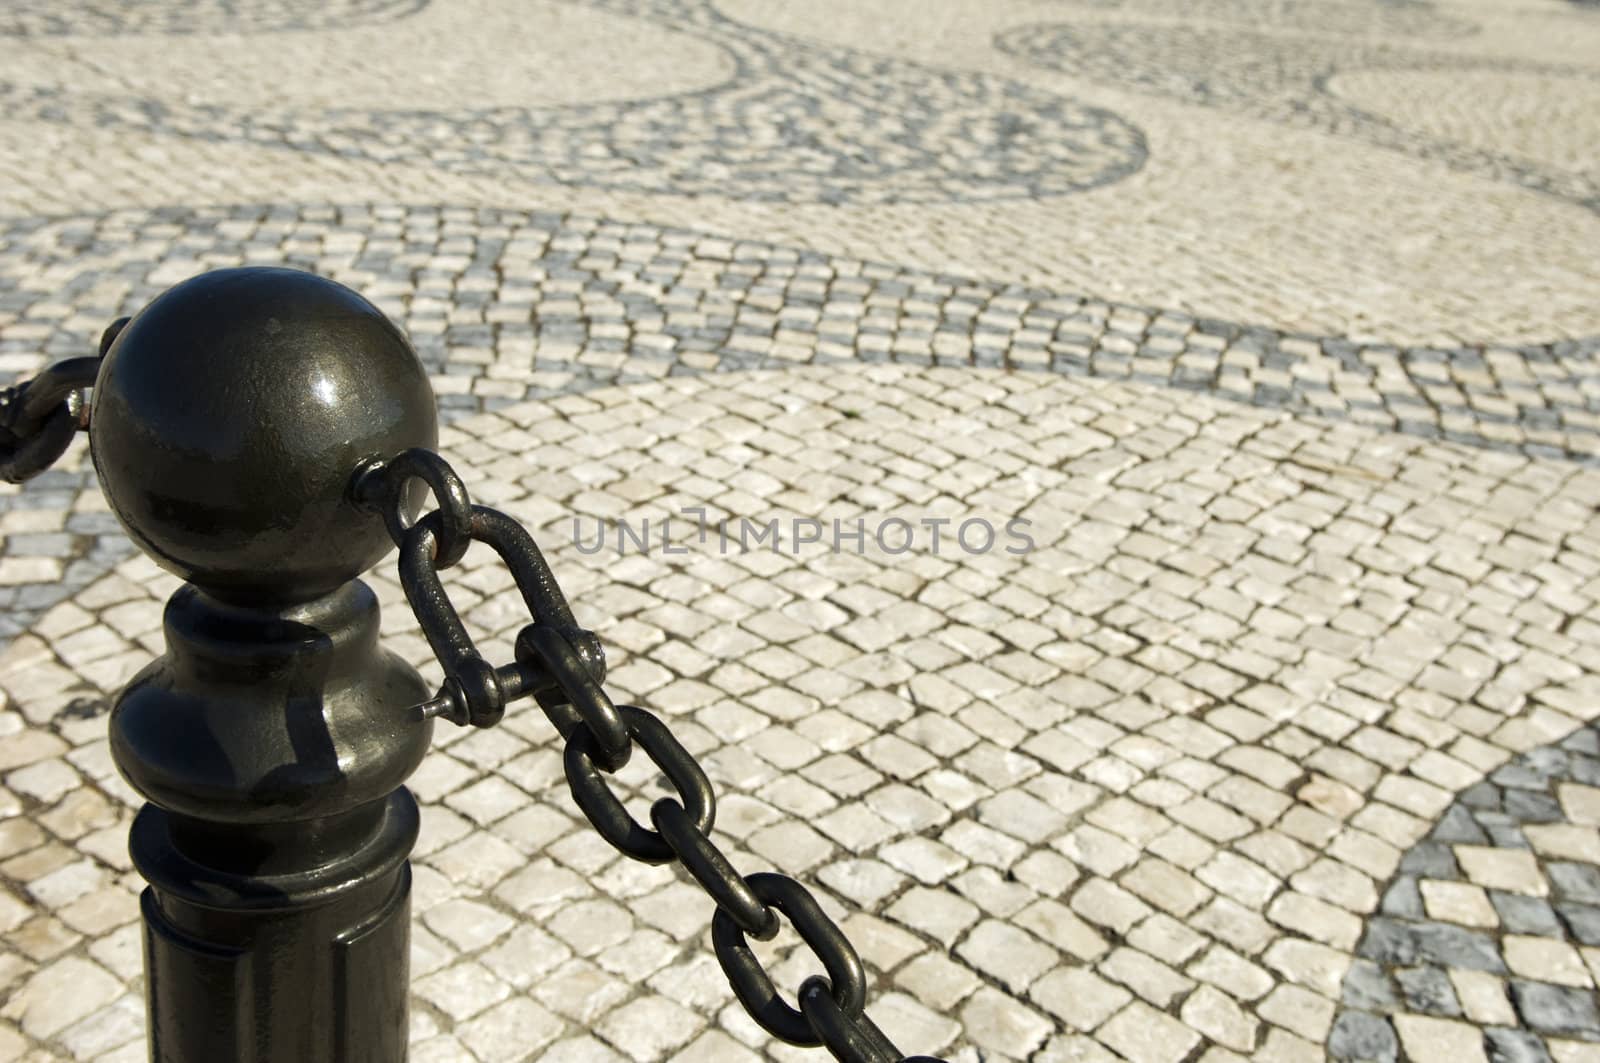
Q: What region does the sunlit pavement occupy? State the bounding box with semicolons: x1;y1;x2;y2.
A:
2;0;1600;1059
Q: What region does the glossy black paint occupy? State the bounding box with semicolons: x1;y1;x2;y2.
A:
91;266;437;603
94;268;438;1062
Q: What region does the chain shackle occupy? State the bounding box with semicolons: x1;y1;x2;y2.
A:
371;444;949;1061
394;501;600;728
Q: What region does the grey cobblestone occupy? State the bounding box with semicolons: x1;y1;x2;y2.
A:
1336;721;1600;1058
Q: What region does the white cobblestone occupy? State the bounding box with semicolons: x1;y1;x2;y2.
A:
0;2;1597;1057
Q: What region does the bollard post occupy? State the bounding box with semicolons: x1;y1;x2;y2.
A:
89;268;439;1062
0;264;953;1063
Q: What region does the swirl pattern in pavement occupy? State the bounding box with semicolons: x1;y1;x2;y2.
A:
3;203;1599;713
3;205;1594;457
1333;723;1600;1059
1044;0;1480;38
0;0;1595;1057
0;0;429;36
993;22;1600;213
0;0;1148;205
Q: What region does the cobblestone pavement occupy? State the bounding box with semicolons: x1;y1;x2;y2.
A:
0;0;1149;205
0;1;1598;1061
992;21;1600;213
0;0;428;37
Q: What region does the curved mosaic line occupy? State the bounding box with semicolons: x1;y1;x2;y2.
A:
0;0;429;36
2;202;1597;644
0;0;1147;205
2;204;1596;446
1331;724;1600;1059
993;22;1600;214
1041;0;1480;39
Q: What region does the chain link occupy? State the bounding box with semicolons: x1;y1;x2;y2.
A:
521;624;631;772
352;467;608;729
353;447;474;568
1;316;951;1058
367;447;948;1063
564;703;711;863
0;317;127;484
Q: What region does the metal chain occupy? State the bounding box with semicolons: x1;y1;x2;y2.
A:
0;317;127;484
2;316;952;1057
360;449;948;1063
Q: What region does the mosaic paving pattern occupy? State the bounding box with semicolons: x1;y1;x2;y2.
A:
0;0;1148;206
0;0;430;36
1332;722;1600;1060
4;199;1600;858
993;22;1600;213
5;207;1599;460
0;0;1598;1059
7;367;1600;1061
1047;0;1482;38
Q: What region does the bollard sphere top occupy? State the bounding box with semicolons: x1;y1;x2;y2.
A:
91;267;438;602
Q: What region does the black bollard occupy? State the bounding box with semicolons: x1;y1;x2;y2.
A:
0;264;955;1063
90;268;439;1062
